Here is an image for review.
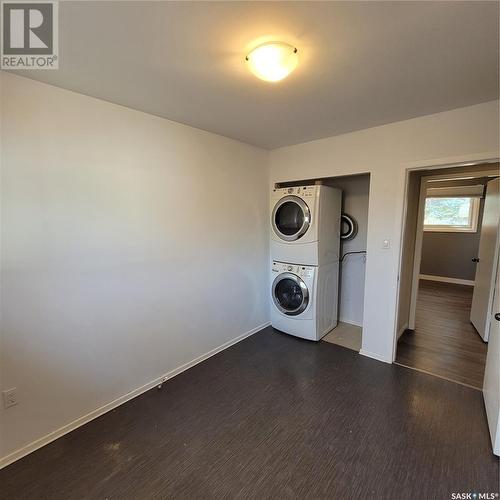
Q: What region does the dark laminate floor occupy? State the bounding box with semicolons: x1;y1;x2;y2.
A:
1;327;498;499
396;280;487;389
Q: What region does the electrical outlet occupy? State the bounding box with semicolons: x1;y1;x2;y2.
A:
3;388;18;409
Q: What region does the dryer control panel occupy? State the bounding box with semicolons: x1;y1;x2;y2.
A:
272;261;314;279
273;185;317;199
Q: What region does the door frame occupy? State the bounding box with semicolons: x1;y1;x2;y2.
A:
408;167;500;330
392;155;499;361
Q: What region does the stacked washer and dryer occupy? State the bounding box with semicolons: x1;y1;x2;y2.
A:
270;185;342;341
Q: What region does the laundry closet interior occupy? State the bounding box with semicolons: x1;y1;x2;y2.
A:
270;173;370;351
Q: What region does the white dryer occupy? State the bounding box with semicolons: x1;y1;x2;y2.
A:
270;185;342;266
270;261;338;341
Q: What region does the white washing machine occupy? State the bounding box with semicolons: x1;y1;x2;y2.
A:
270;261;338;341
271;185;342;266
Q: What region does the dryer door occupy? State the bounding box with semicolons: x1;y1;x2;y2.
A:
272;273;309;316
272;196;311;242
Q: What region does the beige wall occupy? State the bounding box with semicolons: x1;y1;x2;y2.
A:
0;74;269;463
1;72;499;466
270;100;500;362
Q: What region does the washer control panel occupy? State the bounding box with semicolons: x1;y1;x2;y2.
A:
272;261;314;279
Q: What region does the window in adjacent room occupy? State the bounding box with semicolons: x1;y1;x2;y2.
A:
423;196;480;233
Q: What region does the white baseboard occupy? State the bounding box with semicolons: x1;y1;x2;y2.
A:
359;349;392;364
0;321;270;470
338;317;363;328
419;274;475;286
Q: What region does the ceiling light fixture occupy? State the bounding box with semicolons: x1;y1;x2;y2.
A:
246;42;298;82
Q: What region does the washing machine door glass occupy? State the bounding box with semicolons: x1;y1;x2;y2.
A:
272;273;309;316
272;196;310;242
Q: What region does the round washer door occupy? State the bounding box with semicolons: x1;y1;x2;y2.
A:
272;196;311;242
272;272;309;316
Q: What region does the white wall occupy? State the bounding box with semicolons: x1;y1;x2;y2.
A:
0;74;269;463
1;73;499;467
270;100;500;363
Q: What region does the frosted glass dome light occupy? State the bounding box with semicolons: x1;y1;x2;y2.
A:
246;42;298;82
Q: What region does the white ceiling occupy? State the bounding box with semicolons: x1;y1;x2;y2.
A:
12;1;499;149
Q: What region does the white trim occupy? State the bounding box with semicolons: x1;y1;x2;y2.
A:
392;169;412;362
359;348;392;364
419;274;475;286
426;185;484;198
338;316;363;328
0;321;270;470
423;226;478;233
408;176;427;329
397;322;409;340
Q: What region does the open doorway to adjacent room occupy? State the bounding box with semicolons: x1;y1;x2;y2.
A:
395;161;499;388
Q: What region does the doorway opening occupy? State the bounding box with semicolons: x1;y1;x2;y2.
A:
395;161;499;389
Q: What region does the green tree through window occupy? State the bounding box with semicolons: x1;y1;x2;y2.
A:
424;197;479;232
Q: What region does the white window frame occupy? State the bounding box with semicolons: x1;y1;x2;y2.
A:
423;196;480;233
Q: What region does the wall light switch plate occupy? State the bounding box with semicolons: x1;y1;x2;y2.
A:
3;388;18;409
382;239;390;249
